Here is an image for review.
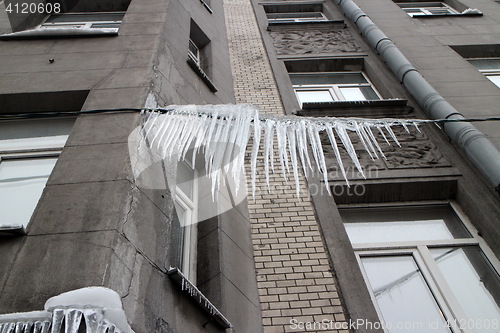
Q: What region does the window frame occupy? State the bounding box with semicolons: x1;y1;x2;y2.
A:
174;159;199;284
266;11;328;23
342;201;500;333
0;11;124;39
0;119;73;233
468;58;500;88
396;2;459;16
39;12;125;30
291;71;382;106
188;39;201;67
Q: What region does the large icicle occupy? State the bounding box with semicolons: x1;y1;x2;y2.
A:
138;105;431;198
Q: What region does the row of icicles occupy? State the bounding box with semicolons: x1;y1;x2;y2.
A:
140;105;431;198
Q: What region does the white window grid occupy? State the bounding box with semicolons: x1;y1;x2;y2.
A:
39;12;124;29
292;71;382;105
397;2;459;16
0;142;64;232
469;58;500;88
344;201;500;333
174;159;198;284
266;12;328;23
188;39;201;67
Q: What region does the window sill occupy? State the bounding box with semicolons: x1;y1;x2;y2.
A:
0;225;26;236
200;0;213;13
302;99;408;109
167;267;231;329
0;27;119;40
268;19;344;27
409;12;482;18
297;99;412;117
187;56;218;93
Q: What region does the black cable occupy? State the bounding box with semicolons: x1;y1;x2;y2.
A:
0;107;499;124
0;108;174;120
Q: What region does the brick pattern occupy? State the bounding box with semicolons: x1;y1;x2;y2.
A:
223;1;349;332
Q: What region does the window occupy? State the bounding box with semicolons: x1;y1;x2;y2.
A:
40;12;125;30
291;72;381;106
187;20;217;92
263;2;328;24
468;58;500;88
188;39;201;67
341;204;500;332
396;2;459;16
174;160;198;283
394;1;482;17
0;118;74;233
266;11;327;23
0;0;131;39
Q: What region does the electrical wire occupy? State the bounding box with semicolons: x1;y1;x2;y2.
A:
0;107;499;124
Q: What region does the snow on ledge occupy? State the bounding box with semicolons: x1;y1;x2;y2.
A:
44;286;123;310
0;287;133;333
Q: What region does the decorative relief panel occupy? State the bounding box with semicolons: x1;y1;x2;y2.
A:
269;27;363;55
320;126;451;179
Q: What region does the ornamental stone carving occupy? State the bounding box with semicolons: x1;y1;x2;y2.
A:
269;28;362;55
320;126;451;177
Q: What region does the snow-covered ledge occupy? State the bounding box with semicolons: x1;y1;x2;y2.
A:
0;287;133;333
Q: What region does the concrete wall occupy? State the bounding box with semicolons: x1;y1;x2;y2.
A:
352;0;500;149
246;0;500;331
0;0;260;332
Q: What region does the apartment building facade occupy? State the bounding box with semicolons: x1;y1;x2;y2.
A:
0;0;499;333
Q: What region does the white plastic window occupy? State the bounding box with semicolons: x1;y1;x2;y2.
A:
342;204;500;332
396;2;459;16
40;12;125;29
188;39;201;66
291;72;381;106
266;12;327;23
468;58;500;88
175;160;198;283
0;118;73;231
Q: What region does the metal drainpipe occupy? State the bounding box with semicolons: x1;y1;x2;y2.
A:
335;0;500;191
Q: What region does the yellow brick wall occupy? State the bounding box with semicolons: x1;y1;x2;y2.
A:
223;1;350;332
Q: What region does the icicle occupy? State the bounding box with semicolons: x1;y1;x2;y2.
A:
14;322;26;333
297;120;313;177
33;322;43;333
64;310;83;333
376;125;391;146
335;124;365;178
287;126;301;198
312;124;331;194
263;119;275;188
2;323;15;333
51;309;65;333
413;121;422;133
24;322;34;333
153;115;174;150
82;309;100;333
354;122;375;160
384;124;401;147
365;124;385;159
306;123;322;174
400;120;410;133
326;127;348;186
250;110;262;198
142;111;161;140
276;121;289;179
40;322;50;333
